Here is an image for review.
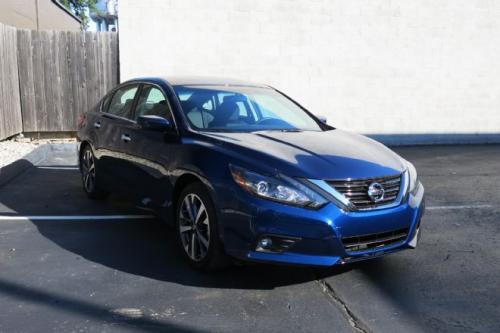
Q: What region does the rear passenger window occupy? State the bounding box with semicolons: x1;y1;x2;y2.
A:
106;85;139;119
134;85;173;122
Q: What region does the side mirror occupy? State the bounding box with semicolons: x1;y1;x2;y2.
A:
316;115;327;124
137;115;174;131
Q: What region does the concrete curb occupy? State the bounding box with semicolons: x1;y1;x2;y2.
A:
0;144;51;188
368;133;500;146
46;142;78;154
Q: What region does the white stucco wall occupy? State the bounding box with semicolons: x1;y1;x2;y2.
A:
119;0;500;141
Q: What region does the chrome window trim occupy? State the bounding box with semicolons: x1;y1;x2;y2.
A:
99;81;180;133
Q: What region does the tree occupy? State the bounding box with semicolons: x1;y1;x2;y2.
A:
59;0;98;30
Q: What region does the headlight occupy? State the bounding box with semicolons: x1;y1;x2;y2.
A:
405;160;420;194
229;165;328;209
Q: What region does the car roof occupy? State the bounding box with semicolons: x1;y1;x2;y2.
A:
128;76;271;88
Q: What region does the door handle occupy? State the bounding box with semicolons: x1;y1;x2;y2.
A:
94;121;101;129
121;134;131;142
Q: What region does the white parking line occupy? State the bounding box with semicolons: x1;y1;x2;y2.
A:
427;204;494;210
0;215;155;221
37;166;79;170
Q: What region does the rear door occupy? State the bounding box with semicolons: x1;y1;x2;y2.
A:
118;83;178;205
93;83;140;192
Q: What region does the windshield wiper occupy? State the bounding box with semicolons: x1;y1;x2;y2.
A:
252;129;302;133
278;129;302;132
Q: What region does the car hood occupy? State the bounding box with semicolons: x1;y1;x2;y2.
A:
199;129;406;180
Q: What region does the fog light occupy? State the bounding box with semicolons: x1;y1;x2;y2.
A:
256;235;300;253
259;237;273;249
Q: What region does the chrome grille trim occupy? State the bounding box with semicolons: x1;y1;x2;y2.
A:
306;178;354;210
327;172;407;211
342;228;409;252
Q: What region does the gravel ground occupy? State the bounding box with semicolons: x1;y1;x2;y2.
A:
0;140;40;168
0;138;76;168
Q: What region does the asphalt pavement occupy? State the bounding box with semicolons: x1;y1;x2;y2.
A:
0;144;498;332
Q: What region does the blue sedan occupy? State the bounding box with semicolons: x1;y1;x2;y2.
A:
77;76;425;271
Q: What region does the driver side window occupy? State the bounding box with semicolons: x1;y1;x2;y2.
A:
134;85;173;122
106;85;139;119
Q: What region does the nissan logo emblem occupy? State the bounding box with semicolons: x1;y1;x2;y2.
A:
367;182;385;202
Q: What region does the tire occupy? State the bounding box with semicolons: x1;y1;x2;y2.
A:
80;145;109;200
175;182;228;271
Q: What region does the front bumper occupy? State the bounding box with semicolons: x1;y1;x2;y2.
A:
218;182;425;267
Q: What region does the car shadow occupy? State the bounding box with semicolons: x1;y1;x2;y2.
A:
0;165;357;290
30;217;356;290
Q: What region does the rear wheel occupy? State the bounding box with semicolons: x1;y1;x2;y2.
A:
175;182;228;271
80;145;108;200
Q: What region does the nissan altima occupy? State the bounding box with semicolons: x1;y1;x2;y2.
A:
77;77;425;271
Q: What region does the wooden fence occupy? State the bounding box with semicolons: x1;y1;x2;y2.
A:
0;22;119;140
0;23;23;140
17;30;118;133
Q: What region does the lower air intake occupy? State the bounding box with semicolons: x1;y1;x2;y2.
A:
342;228;408;253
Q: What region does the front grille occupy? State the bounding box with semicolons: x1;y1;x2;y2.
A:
342;228;408;253
327;174;402;210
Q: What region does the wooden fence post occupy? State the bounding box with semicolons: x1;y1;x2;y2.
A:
0;22;23;140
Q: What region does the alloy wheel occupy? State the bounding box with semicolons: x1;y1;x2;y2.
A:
178;193;211;261
81;149;96;193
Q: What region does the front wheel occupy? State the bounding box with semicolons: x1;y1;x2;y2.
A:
80;145;108;200
175;182;228;271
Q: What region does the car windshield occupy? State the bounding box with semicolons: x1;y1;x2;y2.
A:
173;85;323;132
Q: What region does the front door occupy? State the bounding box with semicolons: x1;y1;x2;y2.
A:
118;84;178;207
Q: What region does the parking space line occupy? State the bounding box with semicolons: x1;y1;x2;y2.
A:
427;204;494;210
0;215;155;221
